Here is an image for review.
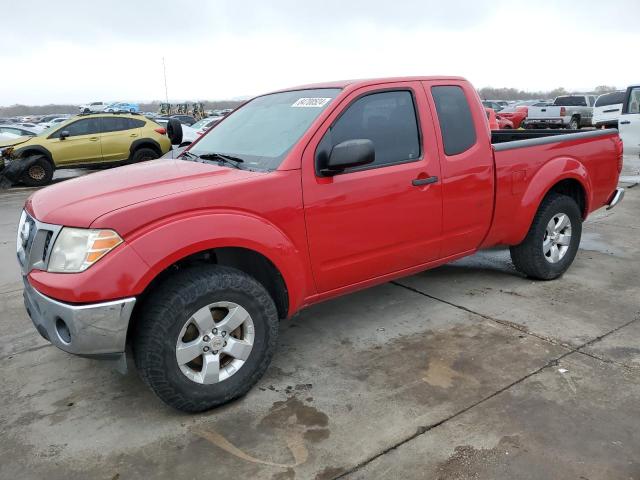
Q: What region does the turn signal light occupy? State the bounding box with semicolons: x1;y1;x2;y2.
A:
154;127;167;134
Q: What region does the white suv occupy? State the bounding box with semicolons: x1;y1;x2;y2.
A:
78;101;108;113
593;91;625;129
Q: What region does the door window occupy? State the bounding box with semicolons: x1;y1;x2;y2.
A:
627;88;640;114
431;85;477;156
51;118;101;138
326;90;421;169
101;117;144;132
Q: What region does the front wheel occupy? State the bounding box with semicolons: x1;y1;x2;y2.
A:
510;193;582;280
133;265;279;412
21;155;54;187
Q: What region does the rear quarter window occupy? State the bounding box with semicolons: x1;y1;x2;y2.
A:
431;86;477;156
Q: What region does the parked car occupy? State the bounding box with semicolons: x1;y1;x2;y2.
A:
190;116;223;136
0;132;21;142
15;77;624;412
0;125;41;137
79;102;109;113
38;114;68;124
485;108;513;129
105;102;140;113
0;113;174;186
482;100;504;112
170;114;197;126
593;91;625;129
525;95;596;129
494;105;528;128
619;84;640;156
41;117;71;129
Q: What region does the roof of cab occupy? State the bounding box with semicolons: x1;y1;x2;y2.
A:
271;76;467;94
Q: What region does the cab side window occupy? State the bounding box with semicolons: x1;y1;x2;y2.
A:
431;85;477;156
328;90;421;169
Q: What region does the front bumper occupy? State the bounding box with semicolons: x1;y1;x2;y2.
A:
23;277;136;357
606;188;625;210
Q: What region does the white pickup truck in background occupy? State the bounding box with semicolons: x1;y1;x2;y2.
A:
524;95;597;129
619;84;640;156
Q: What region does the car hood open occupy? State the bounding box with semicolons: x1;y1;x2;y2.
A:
27;159;259;227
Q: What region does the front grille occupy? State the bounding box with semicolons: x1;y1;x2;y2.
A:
42;231;53;262
16;211;62;274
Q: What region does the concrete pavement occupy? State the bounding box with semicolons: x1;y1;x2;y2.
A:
0;158;638;480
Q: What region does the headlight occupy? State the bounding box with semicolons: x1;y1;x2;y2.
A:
48;228;123;273
1;146;14;158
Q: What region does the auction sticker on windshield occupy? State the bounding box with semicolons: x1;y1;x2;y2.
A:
292;97;332;107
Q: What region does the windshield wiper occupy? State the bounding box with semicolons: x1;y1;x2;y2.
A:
179;150;198;160
198;152;245;168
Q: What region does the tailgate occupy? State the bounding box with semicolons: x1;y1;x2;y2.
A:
527;106;562;119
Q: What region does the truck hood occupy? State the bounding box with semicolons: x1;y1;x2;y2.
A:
27;159;259;227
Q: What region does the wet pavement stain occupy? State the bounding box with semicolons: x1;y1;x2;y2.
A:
261;397;329;430
435;435;522;479
189;396;330;472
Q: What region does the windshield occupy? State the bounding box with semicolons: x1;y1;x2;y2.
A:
188;88;341;170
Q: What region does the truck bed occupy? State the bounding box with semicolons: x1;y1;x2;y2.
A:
491;128;614;147
482;128;621;248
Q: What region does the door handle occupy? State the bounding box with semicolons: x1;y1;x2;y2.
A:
619;120;631;125
412;176;438;186
89;137;99;141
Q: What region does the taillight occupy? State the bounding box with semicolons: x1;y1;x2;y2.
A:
154;127;166;134
617;137;624;173
559;107;566;116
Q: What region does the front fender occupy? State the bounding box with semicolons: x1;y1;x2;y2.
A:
506;156;591;245
127;212;312;314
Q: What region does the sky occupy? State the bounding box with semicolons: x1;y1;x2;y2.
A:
2;0;638;105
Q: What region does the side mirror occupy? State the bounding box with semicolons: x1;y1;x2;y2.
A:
320;139;375;176
59;131;70;140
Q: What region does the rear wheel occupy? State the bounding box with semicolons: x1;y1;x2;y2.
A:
130;147;159;163
133;265;279;412
21;156;54;187
510;193;582;280
569;117;580;130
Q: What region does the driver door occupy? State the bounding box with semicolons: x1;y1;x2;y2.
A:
48;118;102;165
620;87;640;156
302;83;443;293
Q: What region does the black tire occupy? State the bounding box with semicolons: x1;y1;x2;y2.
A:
130;147;159;163
133;265;279;412
20;155;54;187
568;117;580;130
510;193;582;280
166;118;183;145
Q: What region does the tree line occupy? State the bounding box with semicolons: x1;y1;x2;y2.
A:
477;85;618;101
0;100;245;118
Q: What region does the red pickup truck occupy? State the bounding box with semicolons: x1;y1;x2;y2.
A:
18;77;624;412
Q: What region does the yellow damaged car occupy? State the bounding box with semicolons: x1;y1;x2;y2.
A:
0;113;173;186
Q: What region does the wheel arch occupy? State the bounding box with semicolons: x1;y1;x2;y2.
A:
508;157;591;245
14;145;53;164
129;138;162;157
127;245;291;346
